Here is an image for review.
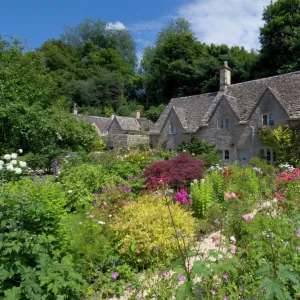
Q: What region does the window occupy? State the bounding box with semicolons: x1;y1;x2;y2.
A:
218;119;230;129
169;124;177;135
260;148;276;162
219;150;230;161
262;114;275;126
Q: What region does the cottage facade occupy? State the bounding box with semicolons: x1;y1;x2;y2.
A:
149;62;300;164
73;110;153;149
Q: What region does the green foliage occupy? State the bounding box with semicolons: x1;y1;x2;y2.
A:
60;163;123;209
259;0;300;75
0;179;87;299
112;194;196;268
178;138;220;167
190;178;214;218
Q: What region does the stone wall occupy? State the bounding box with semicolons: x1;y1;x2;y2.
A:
105;134;149;149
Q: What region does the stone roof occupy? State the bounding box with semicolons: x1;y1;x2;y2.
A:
150;71;300;134
114;116;141;131
74;115;112;132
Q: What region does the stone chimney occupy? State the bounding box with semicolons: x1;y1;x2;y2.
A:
72;103;78;115
110;114;115;120
135;110;141;119
219;61;231;91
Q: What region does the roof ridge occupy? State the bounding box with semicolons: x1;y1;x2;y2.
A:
228;71;300;88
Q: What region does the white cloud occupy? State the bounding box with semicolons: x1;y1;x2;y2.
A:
106;21;126;30
178;0;271;50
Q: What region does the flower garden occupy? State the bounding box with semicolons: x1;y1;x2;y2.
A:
1;148;300;300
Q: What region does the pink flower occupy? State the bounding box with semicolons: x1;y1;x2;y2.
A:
223;296;229;300
223;273;229;279
297;229;300;238
178;274;185;281
230;236;236;244
211;290;217;295
229;245;237;254
296;247;300;251
242;214;253;222
162;270;169;278
224;193;231;199
111;272;119;280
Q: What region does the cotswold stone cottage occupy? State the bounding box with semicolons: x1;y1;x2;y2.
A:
73;109;153;148
149;62;300;164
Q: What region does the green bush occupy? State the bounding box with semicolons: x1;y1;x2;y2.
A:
0;179;87;299
112;194;196;268
60;163;123;210
249;156;277;176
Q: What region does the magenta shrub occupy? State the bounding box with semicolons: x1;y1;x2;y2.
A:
142;153;205;189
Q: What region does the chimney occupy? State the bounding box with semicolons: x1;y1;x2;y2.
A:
110;114;115;120
219;61;231;91
72;103;78;115
135;110;141;119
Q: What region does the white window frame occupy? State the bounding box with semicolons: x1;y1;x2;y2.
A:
260;148;276;162
262;113;275;126
219;149;230;161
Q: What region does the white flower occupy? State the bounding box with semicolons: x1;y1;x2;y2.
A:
18;149;23;153
108;214;112;218
6;164;14;171
4;154;11;160
11;160;17;165
98;221;106;225
68;190;73;193
19;161;27;168
11;153;18;159
14;167;22;174
0;165;3;171
0;160;4;165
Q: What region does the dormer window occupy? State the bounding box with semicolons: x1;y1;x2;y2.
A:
262;114;275;126
218;119;230;129
169;124;177;135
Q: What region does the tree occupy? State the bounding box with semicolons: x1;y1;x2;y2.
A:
258;0;300;76
62;18;137;69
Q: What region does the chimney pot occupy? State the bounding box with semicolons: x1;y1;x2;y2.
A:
72;103;78;115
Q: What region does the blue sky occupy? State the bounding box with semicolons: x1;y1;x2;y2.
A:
1;0;271;58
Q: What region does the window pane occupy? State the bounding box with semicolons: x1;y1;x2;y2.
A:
273;150;277;162
224;150;230;160
219;119;223;128
260;149;265;157
225;119;229;128
267;149;271;160
262;114;268;126
269;114;275;126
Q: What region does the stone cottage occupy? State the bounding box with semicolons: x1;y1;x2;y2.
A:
149;62;300;164
73;108;153;149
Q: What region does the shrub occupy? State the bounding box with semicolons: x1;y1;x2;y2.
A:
142;153;205;189
249;156;277;176
111;195;196;268
0;179;87;298
60;163;123;210
178;138;220;167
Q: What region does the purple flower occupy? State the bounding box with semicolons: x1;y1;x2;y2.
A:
296;247;300;251
125;187;131;193
111;272;119;280
272;244;275;248
230;236;236;244
223;273;229;280
229;245;237;254
162;270;169;278
178;274;185;281
288;219;293;223
211;290;217;295
239;286;244;291
260;289;265;294
297;229;300;238
154;246;160;252
102;188;107;193
223;296;229;300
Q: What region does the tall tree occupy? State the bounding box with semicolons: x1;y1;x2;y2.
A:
258;0;300;76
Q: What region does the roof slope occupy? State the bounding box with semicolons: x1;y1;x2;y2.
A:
75;115;112;132
115;116;141;131
150;71;300;134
